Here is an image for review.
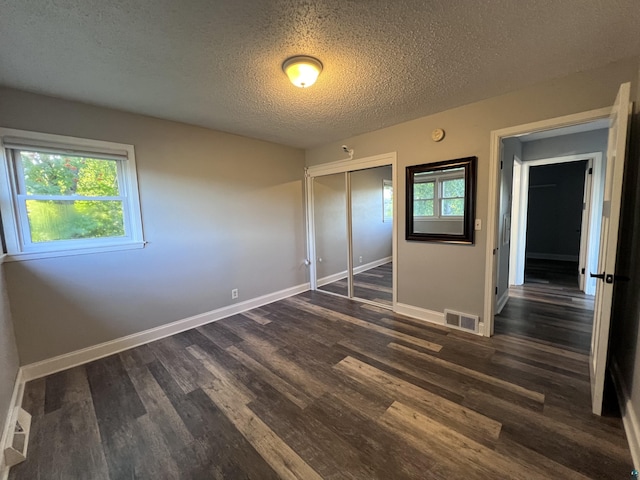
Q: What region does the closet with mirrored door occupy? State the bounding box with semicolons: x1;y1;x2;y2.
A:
306;153;396;309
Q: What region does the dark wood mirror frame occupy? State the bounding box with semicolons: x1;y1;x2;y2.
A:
405;156;477;244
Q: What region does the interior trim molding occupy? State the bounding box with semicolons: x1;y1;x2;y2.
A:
395;302;484;336
306;152;396;177
496;289;510;315
20;282;311;382
0;369;25;480
316;270;347;288
317;256;393;287
354;256;392;275
394;302;445;326
611;358;640;470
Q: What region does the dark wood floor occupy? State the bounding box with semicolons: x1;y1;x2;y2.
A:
524;259;582;288
496;259;594;354
11;289;632;479
319;262;392;306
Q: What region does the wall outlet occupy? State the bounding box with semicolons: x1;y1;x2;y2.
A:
359;256;363;263
231;288;238;299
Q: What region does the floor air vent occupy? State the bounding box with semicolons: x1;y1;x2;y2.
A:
444;309;480;333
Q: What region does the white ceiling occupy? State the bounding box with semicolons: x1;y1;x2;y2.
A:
1;1;639;149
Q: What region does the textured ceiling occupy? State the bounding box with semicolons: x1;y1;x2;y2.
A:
1;1;639;148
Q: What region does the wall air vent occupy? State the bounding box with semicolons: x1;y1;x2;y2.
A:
444;309;480;334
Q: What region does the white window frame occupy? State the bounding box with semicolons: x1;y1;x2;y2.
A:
0;128;145;261
439;175;465;218
413;179;436;218
382;179;393;222
414;170;465;220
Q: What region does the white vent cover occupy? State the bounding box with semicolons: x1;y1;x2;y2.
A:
444;309;480;333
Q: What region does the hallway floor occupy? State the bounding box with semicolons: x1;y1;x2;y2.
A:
496;259;594;354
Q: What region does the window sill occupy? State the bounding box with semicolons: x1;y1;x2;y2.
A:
414;216;464;222
4;241;146;262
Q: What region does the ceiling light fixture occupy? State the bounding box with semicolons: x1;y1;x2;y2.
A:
282;56;323;88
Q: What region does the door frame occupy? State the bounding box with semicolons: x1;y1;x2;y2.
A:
508;155;525;286
484;107;611;335
508;152;604;294
305;152;398;308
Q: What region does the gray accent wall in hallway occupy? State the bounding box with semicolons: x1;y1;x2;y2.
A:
0;87;307;364
525;161;587;261
522;129;609;162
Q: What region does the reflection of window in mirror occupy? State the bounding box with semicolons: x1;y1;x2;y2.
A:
383;179;393;222
406;156;476;244
413;168;465;219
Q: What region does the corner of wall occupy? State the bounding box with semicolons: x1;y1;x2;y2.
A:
611;358;640;470
0;264;21;480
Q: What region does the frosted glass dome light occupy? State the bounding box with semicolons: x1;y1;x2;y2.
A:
282;56;323;88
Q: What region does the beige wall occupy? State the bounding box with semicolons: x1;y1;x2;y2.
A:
0;87;307;364
0;266;19;444
314;173;348;281
351;166;393;266
306;57;639;318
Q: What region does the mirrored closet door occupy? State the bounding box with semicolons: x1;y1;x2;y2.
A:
313;173;349;297
309;159;395;309
350;166;393;306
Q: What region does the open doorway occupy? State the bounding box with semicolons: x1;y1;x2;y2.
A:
523;160;588;290
485;83;632;416
494;121;609;351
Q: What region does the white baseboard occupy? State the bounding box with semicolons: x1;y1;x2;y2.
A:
394;302;445;326
317;270;347;288
21;282;310;382
0;370;25;480
353;256;392;275
526;252;579;262
318;256;392;287
395;302;484;336
496;289;510;314
611;359;640;470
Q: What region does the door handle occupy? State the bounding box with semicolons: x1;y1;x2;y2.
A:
590;272;630;284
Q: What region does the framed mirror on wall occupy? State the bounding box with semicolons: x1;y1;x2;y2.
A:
406;156;477;244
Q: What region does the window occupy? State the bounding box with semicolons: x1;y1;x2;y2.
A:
413;181;435;216
441;177;465;216
383;179;393;222
414;168;465;219
0;129;144;260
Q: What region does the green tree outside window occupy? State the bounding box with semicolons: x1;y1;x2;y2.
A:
20;151;125;243
413;181;435;216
